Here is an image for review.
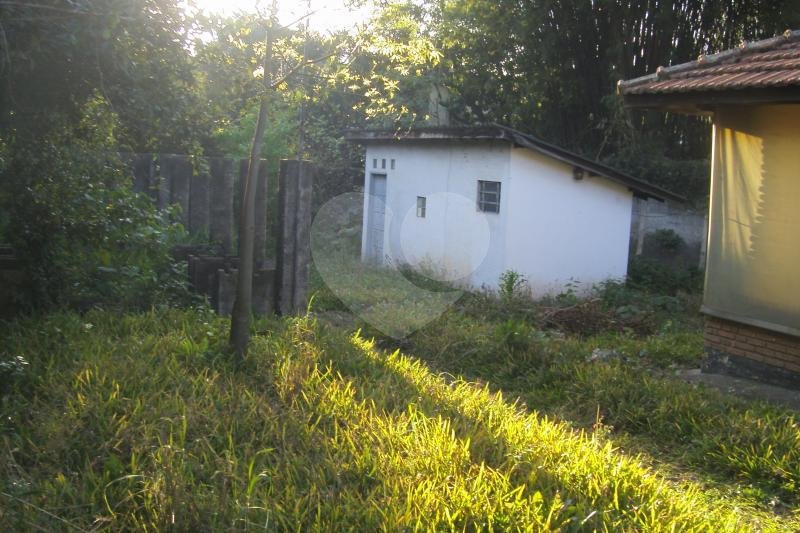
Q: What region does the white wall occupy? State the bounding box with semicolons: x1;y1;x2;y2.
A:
361;142;510;289
506;148;633;296
360;142;633;295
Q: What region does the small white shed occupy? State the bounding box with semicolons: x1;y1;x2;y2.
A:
347;125;680;296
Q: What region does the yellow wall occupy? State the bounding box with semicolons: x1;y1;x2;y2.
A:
705;105;800;336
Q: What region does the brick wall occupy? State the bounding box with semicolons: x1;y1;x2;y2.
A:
705;316;800;379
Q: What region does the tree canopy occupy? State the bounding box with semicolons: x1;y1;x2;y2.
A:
3;0;798;204
361;0;799;202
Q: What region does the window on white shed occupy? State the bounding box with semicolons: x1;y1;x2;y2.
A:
477;180;501;213
416;196;426;218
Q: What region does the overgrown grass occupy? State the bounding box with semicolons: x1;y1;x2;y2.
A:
310;259;799;524
406;312;799;511
2;309;796;530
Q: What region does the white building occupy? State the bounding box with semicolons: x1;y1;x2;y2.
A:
347;126;680;296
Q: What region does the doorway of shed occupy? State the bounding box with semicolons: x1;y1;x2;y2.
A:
366;173;387;264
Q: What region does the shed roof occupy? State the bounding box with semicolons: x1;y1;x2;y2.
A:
346;125;684;202
618;30;800;112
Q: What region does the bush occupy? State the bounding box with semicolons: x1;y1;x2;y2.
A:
627;256;702;295
0;96;190;309
0;354;28;395
649;228;685;252
493;318;533;355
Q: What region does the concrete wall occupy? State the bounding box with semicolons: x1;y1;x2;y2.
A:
360;142;634;295
630;198;708;267
127;154;269;259
362;141;510;289
185;160;313;316
506;148;633;296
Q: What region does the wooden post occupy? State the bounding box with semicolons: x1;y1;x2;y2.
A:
130;153;154;197
209;157;234;255
276;159;313;315
254;161;269;265
154;155;171;210
293;161;313;311
189;159;210;237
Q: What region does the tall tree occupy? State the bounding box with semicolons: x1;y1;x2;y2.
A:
229;3;277;359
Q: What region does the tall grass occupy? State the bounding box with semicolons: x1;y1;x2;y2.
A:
1;309;795;530
403;311;800;512
309;258;798;516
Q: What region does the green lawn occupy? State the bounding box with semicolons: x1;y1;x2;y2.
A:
1;303;798;530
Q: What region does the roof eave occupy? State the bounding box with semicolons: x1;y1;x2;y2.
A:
617;29;800;97
344;127;511;144
529;146;686;203
347;126;683;203
495;125;684;203
620;86;800;113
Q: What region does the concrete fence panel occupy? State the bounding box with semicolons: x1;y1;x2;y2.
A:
126;153;313;316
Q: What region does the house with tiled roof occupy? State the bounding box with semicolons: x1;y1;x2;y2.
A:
619;30;800;388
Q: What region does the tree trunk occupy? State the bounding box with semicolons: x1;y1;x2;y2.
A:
229;15;274;360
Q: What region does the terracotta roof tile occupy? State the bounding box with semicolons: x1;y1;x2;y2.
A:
618;30;800;95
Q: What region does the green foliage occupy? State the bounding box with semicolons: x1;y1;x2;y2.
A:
0;139;8;244
650;228;686;252
0;309;794;530
346;1;444;125
195;14;367;206
497;269;529;301
311;261;799;516
603;137;711;206
559;361;800;505
209;96;296;253
596;279;686;316
492;318;535;356
310;255;703;340
627;256;703;295
0;0;207;153
0;97;190;309
398;264;458;293
423;0;797;202
0;355;28;396
210;101;296;160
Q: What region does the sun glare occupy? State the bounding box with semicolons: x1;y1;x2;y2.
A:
188;0;375;33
